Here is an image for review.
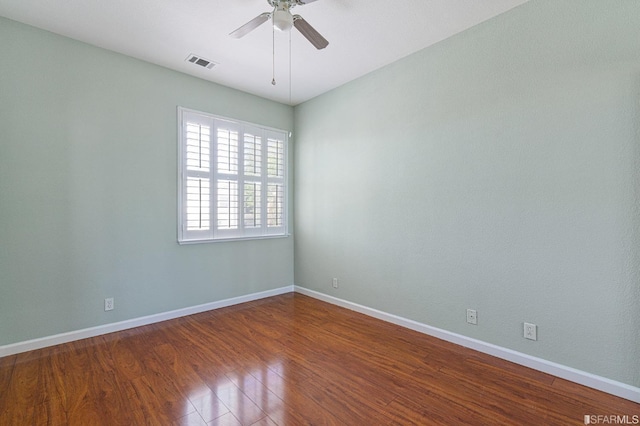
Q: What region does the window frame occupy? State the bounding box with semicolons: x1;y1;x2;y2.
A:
177;107;289;244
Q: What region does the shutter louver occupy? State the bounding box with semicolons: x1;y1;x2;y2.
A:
244;133;262;176
186;178;210;231
244;182;262;228
184;119;212;236
217;180;239;230
267;138;284;178
185;123;210;173
217;127;239;175
266;135;286;232
267;183;284;228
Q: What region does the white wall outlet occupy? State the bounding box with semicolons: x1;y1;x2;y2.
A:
104;297;114;311
466;309;477;325
332;278;339;289
524;322;537;340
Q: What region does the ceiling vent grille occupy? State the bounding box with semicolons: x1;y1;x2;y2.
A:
185;54;217;70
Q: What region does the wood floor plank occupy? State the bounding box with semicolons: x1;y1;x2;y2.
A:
550;376;639;412
0;353;16;386
126;372;197;422
92;334;145;383
188;390;231;423
2;349;49;424
208;411;242;426
32;396;69;426
202;373;267;425
175;410;208;426
1;293;638;425
380;393;512;426
436;361;588;423
153;343;213;400
0;354;16;422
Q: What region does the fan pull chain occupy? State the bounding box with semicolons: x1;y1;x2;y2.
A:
289;29;292;104
272;20;276;86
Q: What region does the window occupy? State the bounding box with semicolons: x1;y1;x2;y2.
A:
178;107;288;243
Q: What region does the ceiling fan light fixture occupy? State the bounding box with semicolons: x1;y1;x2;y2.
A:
273;9;293;32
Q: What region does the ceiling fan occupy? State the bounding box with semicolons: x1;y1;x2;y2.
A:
230;0;329;50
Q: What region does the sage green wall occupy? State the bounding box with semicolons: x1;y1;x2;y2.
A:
0;17;294;346
294;0;640;387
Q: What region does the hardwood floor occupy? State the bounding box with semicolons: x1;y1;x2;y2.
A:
1;293;638;425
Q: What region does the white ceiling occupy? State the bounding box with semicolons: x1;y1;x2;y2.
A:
0;0;529;105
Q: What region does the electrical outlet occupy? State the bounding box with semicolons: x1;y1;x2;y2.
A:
524;322;537;340
104;297;114;311
466;309;477;325
332;278;339;289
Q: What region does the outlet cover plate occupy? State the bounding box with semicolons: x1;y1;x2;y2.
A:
105;298;114;311
466;309;477;325
524;322;537;340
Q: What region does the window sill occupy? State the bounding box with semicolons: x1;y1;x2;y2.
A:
178;234;291;245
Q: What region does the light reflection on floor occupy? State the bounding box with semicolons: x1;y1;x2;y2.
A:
185;360;286;424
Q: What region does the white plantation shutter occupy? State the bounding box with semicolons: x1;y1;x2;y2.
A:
182;112;213;240
244;181;261;228
216;125;239;175
267;136;285;178
244;132;262;176
265;132;286;235
186;177;210;230
213;120;242;239
178;108;287;243
216;179;239;230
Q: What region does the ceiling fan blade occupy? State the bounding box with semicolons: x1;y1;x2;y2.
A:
229;12;271;38
296;0;321;4
293;15;329;49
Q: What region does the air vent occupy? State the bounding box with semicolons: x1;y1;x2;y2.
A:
185;54;217;70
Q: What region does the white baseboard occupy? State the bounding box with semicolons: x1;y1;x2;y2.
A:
294;286;640;404
0;285;294;358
